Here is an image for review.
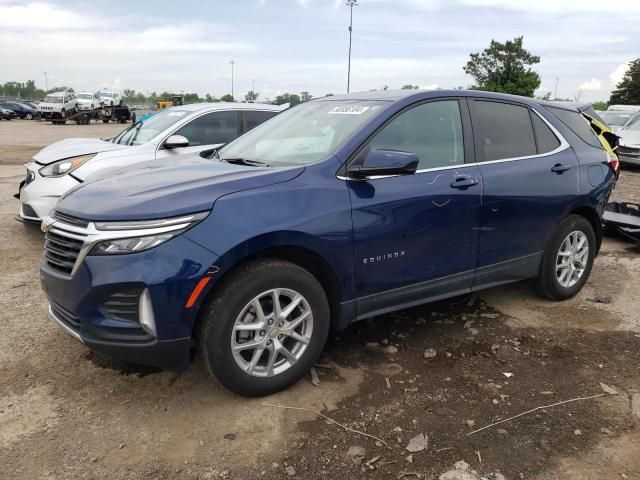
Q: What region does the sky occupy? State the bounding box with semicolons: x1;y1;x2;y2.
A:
1;0;639;102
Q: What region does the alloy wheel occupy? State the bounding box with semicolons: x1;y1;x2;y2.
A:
555;230;589;288
230;288;313;377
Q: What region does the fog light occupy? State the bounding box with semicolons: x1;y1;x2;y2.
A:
139;289;157;337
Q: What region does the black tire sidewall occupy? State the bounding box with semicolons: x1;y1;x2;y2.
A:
541;215;596;300
201;261;330;396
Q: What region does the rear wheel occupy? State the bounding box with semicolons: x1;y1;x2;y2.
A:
536;215;596;300
200;259;330;396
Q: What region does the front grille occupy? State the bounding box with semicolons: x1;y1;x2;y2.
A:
44;230;84;275
53;211;90;228
100;288;142;323
50;300;81;328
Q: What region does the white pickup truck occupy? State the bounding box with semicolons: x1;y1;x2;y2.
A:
37;91;79;120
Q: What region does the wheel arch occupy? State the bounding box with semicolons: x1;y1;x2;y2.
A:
569;205;603;254
191;239;346;344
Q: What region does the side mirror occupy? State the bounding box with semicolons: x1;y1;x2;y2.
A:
347;148;419;179
164;134;189;149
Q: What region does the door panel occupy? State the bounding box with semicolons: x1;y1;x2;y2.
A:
469;100;580;282
348;98;483;318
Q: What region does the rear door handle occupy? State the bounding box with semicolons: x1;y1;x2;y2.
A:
551;163;572;173
450;177;479;189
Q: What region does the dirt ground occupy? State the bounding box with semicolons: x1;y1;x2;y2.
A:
1;121;639;480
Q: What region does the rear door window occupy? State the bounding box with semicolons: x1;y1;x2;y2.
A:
546;107;601;148
175;111;239;146
532;113;561;153
473;101;537;161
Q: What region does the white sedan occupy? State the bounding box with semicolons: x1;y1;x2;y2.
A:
17;103;285;222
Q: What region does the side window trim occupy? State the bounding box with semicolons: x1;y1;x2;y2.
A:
468;98;570;165
339;97;475;180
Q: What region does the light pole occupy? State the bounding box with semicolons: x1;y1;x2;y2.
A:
346;0;358;93
554;77;559;100
44;72;48;92
230;60;235;100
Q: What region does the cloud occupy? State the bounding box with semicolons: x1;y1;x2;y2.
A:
609;63;630;86
578;78;602;91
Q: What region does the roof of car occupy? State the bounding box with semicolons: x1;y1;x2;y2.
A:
172;102;285;112
309;89;584;112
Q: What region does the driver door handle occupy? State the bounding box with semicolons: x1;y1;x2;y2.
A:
450;177;479;189
551;163;572;173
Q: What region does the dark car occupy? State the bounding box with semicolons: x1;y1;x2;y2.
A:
0;101;39;119
0;107;17;120
40;90;617;396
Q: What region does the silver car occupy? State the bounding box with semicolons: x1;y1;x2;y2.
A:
18;103;285;222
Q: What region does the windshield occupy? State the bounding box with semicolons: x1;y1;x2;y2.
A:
77;94;92;99
43;96;63;103
626;121;640;132
219;100;386;165
601;111;633;126
110;108;189;145
101;93;113;98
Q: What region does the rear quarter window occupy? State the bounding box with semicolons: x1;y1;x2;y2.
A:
531;113;561;154
546;107;601;148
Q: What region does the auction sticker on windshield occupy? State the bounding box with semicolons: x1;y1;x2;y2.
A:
328;105;371;115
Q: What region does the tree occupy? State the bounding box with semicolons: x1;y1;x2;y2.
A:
220;94;234;102
205;94;219;103
609;58;640;105
591;101;608;111
245;90;259;102
274;93;301;106
401;84;419;90
300;91;313;102
463;36;541;97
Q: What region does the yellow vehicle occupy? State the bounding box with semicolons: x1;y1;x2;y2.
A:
156;95;185;111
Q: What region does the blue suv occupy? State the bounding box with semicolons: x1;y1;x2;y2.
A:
40;90;617;396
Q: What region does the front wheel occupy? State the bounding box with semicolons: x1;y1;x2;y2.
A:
200;259;330;396
25;113;33;120
536;215;596;300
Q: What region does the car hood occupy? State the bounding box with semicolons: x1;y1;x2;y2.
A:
619;130;640;147
33;138;130;165
55;159;305;221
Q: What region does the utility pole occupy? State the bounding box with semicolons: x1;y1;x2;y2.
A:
44;72;48;92
554;77;559;100
346;0;358;93
230;60;235;100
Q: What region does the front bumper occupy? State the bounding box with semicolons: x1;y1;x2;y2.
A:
18;163;80;221
40;231;219;372
619;148;640;166
48;303;192;370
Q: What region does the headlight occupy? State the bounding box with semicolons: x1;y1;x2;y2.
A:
88;211;209;256
39;154;95;177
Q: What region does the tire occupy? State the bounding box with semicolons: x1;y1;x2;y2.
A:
535;215;596;300
60;109;66;119
200;259;330;396
103;119;109;123
25;113;33;120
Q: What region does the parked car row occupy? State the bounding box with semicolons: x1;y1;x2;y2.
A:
0;101;39;119
23;90;619;396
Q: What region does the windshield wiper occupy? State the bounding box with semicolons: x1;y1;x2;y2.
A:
221;157;270;167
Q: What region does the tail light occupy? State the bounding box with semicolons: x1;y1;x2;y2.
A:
608;152;620;178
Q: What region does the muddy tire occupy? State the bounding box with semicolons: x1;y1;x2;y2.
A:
200;259;330;397
536;215;596;301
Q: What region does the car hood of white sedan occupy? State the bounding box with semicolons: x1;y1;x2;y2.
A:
33;138;131;165
619;130;640;148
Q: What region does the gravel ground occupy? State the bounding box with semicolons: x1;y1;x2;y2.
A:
0;121;639;479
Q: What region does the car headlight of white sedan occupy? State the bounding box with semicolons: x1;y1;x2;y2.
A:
39;154;96;177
